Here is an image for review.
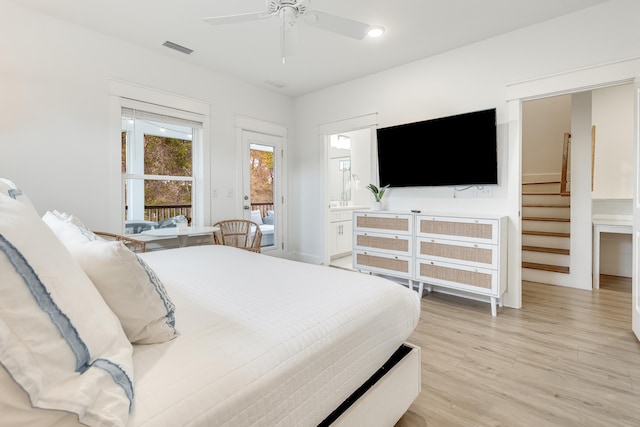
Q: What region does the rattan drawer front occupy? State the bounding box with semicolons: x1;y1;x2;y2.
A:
417;261;495;292
354;213;412;233
418;239;495;267
354;251;412;278
355;232;411;255
417;217;496;243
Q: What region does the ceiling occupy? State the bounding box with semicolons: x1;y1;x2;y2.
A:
13;0;608;97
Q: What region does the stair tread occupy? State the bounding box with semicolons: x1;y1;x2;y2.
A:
522;217;570;222
522;192;567;196
522;245;570;255
522;204;570;208
522;181;561;185
522;262;570;274
523;230;570;238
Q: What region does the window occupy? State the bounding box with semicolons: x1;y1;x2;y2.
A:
121;106;203;234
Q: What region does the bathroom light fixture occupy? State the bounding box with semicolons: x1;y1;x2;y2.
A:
331;135;351;150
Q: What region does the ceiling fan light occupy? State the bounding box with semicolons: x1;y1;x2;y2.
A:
367;26;385;38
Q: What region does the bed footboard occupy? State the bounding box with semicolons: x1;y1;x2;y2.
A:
320;342;421;427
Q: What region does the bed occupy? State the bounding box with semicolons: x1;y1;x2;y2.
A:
0;178;421;427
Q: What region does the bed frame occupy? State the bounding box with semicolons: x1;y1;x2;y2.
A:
326;343;421;426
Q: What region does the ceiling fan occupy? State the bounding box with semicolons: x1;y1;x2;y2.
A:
202;0;384;62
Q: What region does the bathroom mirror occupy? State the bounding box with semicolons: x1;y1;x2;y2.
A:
329;155;351;204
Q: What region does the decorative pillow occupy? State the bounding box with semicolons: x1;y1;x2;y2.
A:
0;180;134;427
250;210;263;225
43;212;178;344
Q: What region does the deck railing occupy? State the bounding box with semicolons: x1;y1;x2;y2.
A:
135;202;274;224
144;205;192;223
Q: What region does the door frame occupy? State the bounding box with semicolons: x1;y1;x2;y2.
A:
506;57;640;330
319;113;378;266
235;116;287;257
633;77;640;340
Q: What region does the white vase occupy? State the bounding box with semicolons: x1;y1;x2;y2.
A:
371;200;382;211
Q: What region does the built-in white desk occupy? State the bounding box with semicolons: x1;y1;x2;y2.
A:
141;226;219;247
592;216;632;289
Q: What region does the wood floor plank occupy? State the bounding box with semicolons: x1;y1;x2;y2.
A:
396;276;640;427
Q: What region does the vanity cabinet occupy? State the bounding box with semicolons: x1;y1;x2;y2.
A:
329;209;354;258
353;211;508;316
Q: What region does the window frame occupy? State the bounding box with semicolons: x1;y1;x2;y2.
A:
108;80;210;234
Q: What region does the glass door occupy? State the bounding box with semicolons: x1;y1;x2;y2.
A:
242;130;283;256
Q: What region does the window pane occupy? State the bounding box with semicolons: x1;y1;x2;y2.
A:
124;179;192;233
121;131;127;173
144;134;192;177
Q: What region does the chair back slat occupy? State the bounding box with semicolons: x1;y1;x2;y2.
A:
213;219;262;253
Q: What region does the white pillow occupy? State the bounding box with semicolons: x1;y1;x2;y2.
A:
250;209;263;225
43;212;178;344
0;181;134;427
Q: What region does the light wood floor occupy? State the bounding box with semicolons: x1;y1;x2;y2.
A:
395;275;640;427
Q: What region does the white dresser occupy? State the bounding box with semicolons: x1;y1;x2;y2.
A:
353;211;508;316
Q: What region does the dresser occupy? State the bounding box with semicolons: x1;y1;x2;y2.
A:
353;211;507;316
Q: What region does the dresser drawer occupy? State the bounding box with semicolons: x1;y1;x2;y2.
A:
416;215;498;244
415;259;497;295
416;237;497;269
354;212;413;235
354;250;413;279
354;231;412;256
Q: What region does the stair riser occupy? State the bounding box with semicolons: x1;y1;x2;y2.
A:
522;251;570;267
522;221;571;233
522;183;561;192
522;235;570;250
522;196;570;207
522;206;570;218
522;269;573;286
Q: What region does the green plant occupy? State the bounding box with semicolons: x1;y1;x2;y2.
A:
366;184;390;202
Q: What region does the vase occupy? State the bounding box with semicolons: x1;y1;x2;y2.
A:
371;200;382;211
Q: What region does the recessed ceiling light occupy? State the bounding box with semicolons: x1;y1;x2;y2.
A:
367;26;385;38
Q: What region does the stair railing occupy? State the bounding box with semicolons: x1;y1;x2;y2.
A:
560;132;571;196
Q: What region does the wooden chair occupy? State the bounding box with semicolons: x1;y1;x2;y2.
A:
212;220;262;253
94;231;147;253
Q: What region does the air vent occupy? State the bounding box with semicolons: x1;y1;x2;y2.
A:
162;41;194;55
265;80;288;89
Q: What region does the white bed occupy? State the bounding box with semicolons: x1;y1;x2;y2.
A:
132;245;420;426
1;177;421;426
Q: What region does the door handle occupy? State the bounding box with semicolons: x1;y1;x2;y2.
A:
244;206;250;210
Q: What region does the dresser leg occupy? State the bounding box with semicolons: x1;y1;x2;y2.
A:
490;297;497;316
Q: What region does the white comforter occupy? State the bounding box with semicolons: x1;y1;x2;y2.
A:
132;246;420;427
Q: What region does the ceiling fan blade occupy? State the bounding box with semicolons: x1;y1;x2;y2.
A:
202;12;272;26
304;10;370;40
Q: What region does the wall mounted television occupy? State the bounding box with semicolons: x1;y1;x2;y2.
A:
376;108;498;187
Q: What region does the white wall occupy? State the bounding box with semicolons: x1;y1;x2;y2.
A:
0;0;293;232
592;84;635;199
291;0;640;299
522;95;571;181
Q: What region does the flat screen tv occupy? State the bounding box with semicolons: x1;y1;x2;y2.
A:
376;108;498;187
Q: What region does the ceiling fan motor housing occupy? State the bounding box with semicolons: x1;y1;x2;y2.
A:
267;0;308;16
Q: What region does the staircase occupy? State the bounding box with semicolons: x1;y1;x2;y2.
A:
522;133;571;285
522;181;570;277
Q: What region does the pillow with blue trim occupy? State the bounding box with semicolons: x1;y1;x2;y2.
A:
43;211;178;344
0;179;134;427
